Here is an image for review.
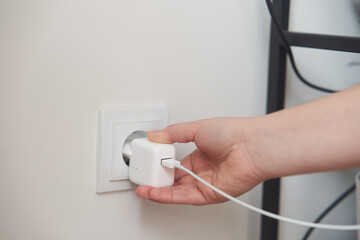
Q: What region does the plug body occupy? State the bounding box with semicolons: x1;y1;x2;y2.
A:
129;138;175;187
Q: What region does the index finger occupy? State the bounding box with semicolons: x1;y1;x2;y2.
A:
135;183;209;205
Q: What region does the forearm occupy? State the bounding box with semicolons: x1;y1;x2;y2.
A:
247;84;360;180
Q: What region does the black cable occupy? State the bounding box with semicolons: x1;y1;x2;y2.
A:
265;0;337;93
301;183;356;240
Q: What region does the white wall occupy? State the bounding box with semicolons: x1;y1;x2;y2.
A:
280;0;360;239
0;1;270;239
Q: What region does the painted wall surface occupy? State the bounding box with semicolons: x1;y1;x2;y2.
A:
280;0;360;239
0;1;270;240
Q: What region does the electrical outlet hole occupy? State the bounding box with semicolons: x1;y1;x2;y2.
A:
122;130;146;166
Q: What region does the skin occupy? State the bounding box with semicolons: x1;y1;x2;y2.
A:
136;84;360;205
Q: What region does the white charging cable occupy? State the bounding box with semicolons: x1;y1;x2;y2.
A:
161;158;360;231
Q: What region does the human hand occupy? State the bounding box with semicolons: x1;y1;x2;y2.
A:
136;118;263;205
136;85;360;205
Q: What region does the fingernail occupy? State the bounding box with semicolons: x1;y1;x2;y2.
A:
147;130;160;138
147;130;160;134
147;130;171;143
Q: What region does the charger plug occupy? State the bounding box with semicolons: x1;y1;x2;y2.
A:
129;138;176;188
160;158;180;169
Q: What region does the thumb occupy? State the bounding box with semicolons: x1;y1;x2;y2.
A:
147;120;202;144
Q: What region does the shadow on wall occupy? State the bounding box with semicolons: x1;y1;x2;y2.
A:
352;0;360;23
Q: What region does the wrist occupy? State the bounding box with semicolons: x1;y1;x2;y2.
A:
242;114;291;181
240;117;274;182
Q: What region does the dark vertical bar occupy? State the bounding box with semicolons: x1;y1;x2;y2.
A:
260;0;290;240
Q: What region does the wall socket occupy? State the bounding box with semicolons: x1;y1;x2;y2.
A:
96;106;168;193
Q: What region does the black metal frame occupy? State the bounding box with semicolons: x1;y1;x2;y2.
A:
261;1;360;239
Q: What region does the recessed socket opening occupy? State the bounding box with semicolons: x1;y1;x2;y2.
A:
122;130;147;166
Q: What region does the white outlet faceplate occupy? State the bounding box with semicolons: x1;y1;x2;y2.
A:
96;106;168;193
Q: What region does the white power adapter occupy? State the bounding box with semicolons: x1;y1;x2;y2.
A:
128;138;176;188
